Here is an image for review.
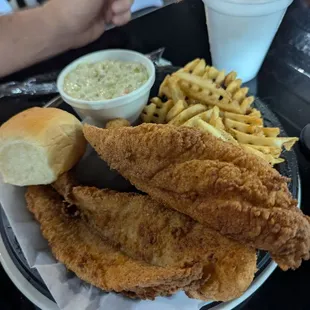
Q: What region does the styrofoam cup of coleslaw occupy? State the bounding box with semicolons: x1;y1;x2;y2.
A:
57;49;156;125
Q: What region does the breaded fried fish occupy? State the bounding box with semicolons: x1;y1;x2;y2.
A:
53;174;257;302
26;186;202;299
83;123;310;270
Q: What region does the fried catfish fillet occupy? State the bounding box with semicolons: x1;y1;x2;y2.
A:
25;186;202;299
53;174;257;302
83;123;310;270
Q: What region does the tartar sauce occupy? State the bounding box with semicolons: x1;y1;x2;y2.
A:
63;60;149;101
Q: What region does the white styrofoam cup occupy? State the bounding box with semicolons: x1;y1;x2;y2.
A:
202;0;293;82
57;50;155;125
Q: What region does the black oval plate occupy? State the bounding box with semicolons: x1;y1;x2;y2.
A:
0;66;300;308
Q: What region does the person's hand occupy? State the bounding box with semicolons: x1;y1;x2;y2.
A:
44;0;133;49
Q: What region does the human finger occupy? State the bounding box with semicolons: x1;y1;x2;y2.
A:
104;8;113;24
103;0;114;23
112;10;131;26
111;0;133;15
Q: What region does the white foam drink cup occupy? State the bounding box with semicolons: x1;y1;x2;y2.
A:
202;0;293;82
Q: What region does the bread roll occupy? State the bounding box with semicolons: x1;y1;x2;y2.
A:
0;107;87;186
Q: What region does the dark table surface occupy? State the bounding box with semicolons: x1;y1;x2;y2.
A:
1;0;310;309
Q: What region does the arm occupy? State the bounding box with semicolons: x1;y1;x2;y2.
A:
0;0;133;78
0;7;71;78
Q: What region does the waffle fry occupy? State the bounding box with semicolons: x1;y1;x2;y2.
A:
204;67;226;85
179;107;283;165
173;107;237;144
168;104;207;126
175;72;230;99
182;109;214;126
174;59;254;114
141;58;299;165
188;99;202;107
141;97;174;124
181;58;202;73
168;76;186;103
224;72;238;88
241;144;282;158
241;145;285;165
222;111;263;126
185;118;237;144
224;119;280;137
248;109;262;118
180;85;246;114
209;107;225;131
190;59;206;76
229;128;299;151
159;75;171;98
166;100;188;122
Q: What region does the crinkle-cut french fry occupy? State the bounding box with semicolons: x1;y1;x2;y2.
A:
182;110;214;127
202;67;210;80
175;72;230;98
233;87;249;101
223;111;263;126
241;145;285;166
224;71;237;88
214;71;226;85
224;118;259;134
179;80;190;90
282;138;300;151
141;98;174;124
180;85;247;114
183;58;201;72
271;158;285;165
168;76;186;103
229;128;299;150
224;118;280;137
183;118;238;144
248;109;262;118
225;79;242;94
159;75;171;98
166;100;188;122
240;96;255;113
210;117;225;131
202;67;226;86
168;104;207;126
209;107;225;130
210;105;220;118
188;99;202;106
212;68;225;84
241;144;282;158
192;59;206;76
255;127;280;138
207;67;221;80
176;71;253;114
191;84;201;93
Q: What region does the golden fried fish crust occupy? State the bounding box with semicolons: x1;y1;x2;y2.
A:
83;123;310;270
59;184;256;301
25;186;202;299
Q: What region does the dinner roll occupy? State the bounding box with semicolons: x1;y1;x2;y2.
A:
0;107;87;186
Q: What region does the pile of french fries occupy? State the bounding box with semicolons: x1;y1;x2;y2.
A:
141;59;298;165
